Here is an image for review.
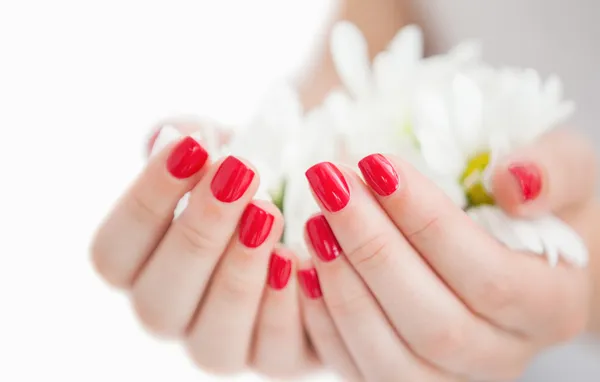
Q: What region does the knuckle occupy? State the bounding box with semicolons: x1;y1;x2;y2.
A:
174;218;222;255
477;271;520;315
416;323;467;366
131;292;184;338
326;291;373;319
405;212;443;242
218;269;257;305
347;232;394;273
128;192;166;226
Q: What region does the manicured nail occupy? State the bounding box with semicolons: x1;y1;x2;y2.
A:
508;163;542;202
358;154;399;196
268;252;292;290
211;156;255;203
298;268;322;299
239;203;274;248
306;215;342;262
305;162;350;212
166;136;209;179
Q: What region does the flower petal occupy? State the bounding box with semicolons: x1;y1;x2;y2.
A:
387;24;424;64
150;125;182;157
472;206;528;251
330;21;372;98
451;74;484;154
532;215;589;268
468;206;588;268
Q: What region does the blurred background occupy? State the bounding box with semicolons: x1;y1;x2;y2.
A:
0;0;599;381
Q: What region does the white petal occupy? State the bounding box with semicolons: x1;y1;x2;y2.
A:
483;133;512;193
474;206;527;251
330;21;372;97
469;207;588;268
150;125;181;157
414;108;465;177
387;24;424;63
174;192;190;218
282;174;319;259
451;74;483;154
532;215;589;268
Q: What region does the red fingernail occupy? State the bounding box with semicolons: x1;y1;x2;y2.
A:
211;156;255;203
268;252;292;290
508;163;542;202
306;215;342;262
239;203;274;248
298;268;322;299
305;162;350;212
358;154;399;196
166;136;209;179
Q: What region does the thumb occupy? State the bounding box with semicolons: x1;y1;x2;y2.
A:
491;129;597;217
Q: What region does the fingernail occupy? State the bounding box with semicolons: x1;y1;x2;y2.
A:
508;163;542;202
298;268;322;299
268;252;292;290
239;203;274;248
358;154;399;196
166;136;209;179
305;162;350;212
211;156;255;203
306;215;342;262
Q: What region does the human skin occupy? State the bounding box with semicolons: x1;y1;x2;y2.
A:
299;129;597;381
91;1;600;380
297;0;600;334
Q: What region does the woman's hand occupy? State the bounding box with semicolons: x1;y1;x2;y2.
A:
298;130;596;381
91;122;316;378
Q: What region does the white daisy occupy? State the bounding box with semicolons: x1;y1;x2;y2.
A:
326;21;586;267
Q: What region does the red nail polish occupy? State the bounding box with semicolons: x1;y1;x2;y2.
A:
211;156;255;203
306;215;342;262
166;136;209;179
508;163;542;202
305;162;350;212
358;154;399;196
298;268;322;299
268;252;292;290
239;203;274;248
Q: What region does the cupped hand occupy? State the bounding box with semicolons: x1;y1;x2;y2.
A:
91;122;317;378
298;129;595;381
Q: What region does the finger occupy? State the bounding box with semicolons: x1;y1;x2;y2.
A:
185;201;283;374
492;129;596;217
91;127;209;288
251;249;319;379
306;162;531;380
130;155;257;337
297;261;363;382
358;154;589;343
303;216;457;382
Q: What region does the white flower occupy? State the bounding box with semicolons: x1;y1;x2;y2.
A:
149;21;588;268
326;21;587;267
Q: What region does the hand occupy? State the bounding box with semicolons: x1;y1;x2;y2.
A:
91;122;316;378
297;129;595;381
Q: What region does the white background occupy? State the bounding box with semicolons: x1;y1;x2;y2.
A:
0;1;335;380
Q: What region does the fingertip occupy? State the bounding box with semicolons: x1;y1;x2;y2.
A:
492;159;548;217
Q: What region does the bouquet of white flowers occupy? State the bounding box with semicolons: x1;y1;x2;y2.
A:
152;22;588;268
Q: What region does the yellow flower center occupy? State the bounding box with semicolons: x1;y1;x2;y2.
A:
460;151;495;207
